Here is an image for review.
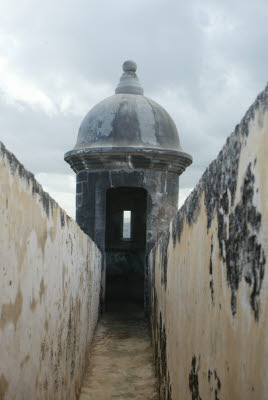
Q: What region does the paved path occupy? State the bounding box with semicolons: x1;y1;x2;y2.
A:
79;305;159;400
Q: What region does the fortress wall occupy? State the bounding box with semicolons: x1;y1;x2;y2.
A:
149;84;268;399
0;142;102;400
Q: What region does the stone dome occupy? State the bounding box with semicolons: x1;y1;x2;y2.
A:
74;93;182;151
65;60;192;174
74;60;182;152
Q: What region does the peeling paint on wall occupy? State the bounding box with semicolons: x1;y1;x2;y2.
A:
149;84;268;399
0;142;102;400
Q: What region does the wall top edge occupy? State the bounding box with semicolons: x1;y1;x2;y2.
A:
0;141;85;237
155;82;268;248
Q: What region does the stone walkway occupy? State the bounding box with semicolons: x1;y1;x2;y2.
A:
79;305;159;400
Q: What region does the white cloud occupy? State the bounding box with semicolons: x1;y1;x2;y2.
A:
35;173;76;218
178;188;193;210
0;56;55;114
0;54;113;117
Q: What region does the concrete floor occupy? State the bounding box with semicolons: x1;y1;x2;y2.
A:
79;304;159;400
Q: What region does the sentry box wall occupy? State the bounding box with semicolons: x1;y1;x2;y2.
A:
65;60;192;309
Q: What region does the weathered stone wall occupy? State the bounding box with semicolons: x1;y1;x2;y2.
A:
0;142;102;400
149;84;268;399
75;168;180;309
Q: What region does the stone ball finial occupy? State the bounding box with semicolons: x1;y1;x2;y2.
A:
115;60;143;95
123;60;137;73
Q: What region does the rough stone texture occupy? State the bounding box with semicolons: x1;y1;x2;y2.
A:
64;62;192;308
149;84;268;399
76;168;179;254
0;142;102;400
76;168;179;310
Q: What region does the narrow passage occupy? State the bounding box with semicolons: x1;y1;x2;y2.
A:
79;304;159;400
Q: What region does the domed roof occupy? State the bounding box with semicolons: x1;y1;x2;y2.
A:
75;93;181;151
65;60;192;174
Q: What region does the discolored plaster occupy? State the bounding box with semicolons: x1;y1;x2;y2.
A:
0;285;23;330
0;374;8;400
0;142;55;219
221;163;265;319
30;293;38;312
39;278;45;303
0;143;102;400
20;355;30;368
209;238;214;303
149;84;268;399
44;319;49;332
189;355;201;400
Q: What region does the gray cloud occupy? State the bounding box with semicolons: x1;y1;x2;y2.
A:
1;0;267;215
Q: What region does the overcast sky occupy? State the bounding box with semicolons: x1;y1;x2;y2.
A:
1;0;267;218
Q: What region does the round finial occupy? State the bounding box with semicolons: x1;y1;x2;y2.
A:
123;60;137;73
115;60;143;95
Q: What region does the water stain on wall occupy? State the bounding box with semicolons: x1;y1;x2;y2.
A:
0;142;102;400
0;285;23;330
30;293;38;312
0;374;8;400
39;278;45;303
20;355;30;369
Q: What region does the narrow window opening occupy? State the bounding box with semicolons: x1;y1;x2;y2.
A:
123;210;131;239
105;187;147;306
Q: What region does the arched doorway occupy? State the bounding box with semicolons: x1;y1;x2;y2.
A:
105;187;147;307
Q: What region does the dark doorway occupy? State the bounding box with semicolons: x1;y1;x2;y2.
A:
105;187;147;307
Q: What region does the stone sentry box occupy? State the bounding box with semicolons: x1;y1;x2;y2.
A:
64;60;192;308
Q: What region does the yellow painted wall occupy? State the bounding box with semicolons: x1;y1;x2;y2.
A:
149;85;268;399
0;143;102;400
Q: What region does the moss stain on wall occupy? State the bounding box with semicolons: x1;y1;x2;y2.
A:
149;84;268;399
